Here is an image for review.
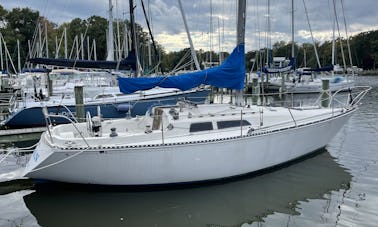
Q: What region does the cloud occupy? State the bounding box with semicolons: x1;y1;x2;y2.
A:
1;0;377;53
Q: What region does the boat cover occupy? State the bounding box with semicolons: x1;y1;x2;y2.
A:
118;44;245;94
21;68;51;73
262;58;295;74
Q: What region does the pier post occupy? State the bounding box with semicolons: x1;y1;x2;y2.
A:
280;73;286;95
321;79;330;108
47;72;53;97
75;86;84;122
251;77;259;105
209;86;216;104
0;77;4;92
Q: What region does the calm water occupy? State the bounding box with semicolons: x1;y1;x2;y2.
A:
0;76;377;227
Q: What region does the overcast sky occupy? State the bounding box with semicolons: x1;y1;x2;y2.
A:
2;0;377;53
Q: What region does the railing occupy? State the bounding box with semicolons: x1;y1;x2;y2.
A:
108;107;341;146
0;142;39;166
42;106;90;147
40;86;371;148
330;86;372;109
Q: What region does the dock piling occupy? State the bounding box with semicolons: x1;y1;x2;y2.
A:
74;86;84;122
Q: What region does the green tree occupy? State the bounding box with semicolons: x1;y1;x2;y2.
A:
86;16;108;60
0;5;7;24
4;7;39;69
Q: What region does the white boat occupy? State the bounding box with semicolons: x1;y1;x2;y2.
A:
1;82;209;129
22;0;370;186
2;67;210;129
22;86;370;185
269;75;355;94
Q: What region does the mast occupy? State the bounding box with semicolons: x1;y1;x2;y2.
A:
141;0;163;73
93;39;97;60
0;34;3;71
38;22;42;57
75;35;79;59
331;0;336;76
106;0;115;61
116;0;121;61
302;0;321;68
266;0;271;66
209;0;213;66
236;0;246;46
291;0;295;59
178;0;201;70
218;18;222;64
45;22;49;58
235;0;246;106
55;35;58;58
87;36;90;60
124;21;129;58
303;44;307;67
17;40;21;73
129;0;140;76
341;0;353;67
80;33;84;60
64;27;68;59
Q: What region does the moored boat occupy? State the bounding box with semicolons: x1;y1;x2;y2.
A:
22;86;370;185
22;0;371;186
1;85;210;129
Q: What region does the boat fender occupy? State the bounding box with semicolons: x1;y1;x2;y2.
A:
247;127;254;136
110;128;118;137
117;104;133;112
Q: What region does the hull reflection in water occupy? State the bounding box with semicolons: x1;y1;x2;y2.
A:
23;150;351;227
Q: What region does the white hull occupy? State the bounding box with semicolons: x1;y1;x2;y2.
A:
269;77;354;94
286;80;355;93
24;109;354;185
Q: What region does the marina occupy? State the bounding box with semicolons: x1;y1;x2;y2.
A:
0;75;377;226
1;0;378;226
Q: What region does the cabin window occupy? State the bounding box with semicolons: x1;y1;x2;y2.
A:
217;120;251;129
189;122;213;133
95;94;114;99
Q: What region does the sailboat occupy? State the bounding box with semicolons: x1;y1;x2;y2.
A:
22;0;370;185
1;0;210;129
267;0;355;94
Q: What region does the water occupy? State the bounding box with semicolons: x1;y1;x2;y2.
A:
0;76;377;227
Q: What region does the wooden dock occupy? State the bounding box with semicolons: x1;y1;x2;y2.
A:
0;127;45;143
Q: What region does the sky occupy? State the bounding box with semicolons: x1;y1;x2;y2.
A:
2;0;378;53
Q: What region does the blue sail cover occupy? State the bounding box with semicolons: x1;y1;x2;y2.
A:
118;44;245;94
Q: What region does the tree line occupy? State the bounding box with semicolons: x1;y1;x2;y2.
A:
245;30;378;72
0;5;377;74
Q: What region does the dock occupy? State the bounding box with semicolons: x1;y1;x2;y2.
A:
0;127;45;143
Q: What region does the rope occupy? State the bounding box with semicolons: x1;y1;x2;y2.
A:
27;149;88;174
0;147;36;165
